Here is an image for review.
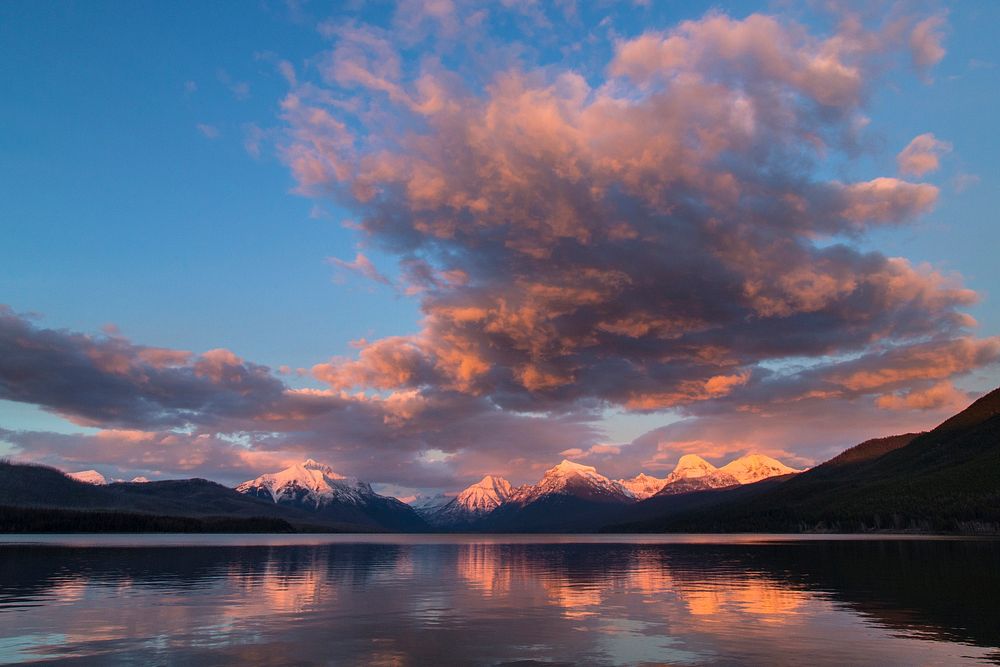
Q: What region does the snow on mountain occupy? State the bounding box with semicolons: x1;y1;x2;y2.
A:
394;452;804;528
235;459;375;508
665;455;717;481
616;473;669;500
655;455;739;496
66;470;107;485
235;458;427;530
720;453;802;484
510;460;632;505
455;475;513;513
409;493;451;514
424;475;515;525
129;476;150;483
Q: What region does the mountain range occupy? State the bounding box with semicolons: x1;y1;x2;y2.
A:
413;454;799;531
2;386;998;533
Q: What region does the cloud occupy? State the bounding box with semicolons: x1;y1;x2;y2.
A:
217;69;251;100
196;123;221;139
329;252;392;285
952;173;980;193
0;305;284;429
560;443;622;461
897;133;952;177
875;381;970;411
909;15;947;72
279;9;987;424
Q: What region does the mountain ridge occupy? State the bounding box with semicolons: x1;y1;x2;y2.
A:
235;460;427;531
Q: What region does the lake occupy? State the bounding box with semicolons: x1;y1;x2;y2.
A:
0;534;997;665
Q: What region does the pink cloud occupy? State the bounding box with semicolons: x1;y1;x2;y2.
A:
329;252;391;285
897;133;952;177
910;15;947;71
276;8;983;426
875;381;970;412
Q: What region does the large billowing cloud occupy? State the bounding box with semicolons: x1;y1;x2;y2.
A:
2;6;997;489
286;10;993;418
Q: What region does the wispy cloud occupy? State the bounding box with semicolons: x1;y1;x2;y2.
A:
196;123;220;139
329;252;391;285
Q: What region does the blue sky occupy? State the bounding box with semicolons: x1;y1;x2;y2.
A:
1;1;999;488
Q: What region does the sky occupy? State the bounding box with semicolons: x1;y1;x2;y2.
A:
1;0;999;496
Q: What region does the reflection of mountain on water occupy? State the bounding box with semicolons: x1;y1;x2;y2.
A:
0;543;407;609
1;539;997;663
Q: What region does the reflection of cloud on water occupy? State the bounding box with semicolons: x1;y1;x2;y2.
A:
456;545;804;623
680;579;806;622
544;580;604;618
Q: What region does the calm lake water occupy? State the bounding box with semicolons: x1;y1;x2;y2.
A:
0;534;997;665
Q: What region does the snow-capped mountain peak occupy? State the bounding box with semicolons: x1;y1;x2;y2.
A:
455;475;513;513
409;492;451;512
512;459;632;504
234;459;426;531
300;458;340;476
236;459;371;507
419;475;515;525
67;470;107;485
545;459;604;481
656;455;739;496
616;472;669;500
669;454;718;480
719;453;801;484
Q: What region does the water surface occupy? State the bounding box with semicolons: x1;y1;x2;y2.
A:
1;534;997;665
